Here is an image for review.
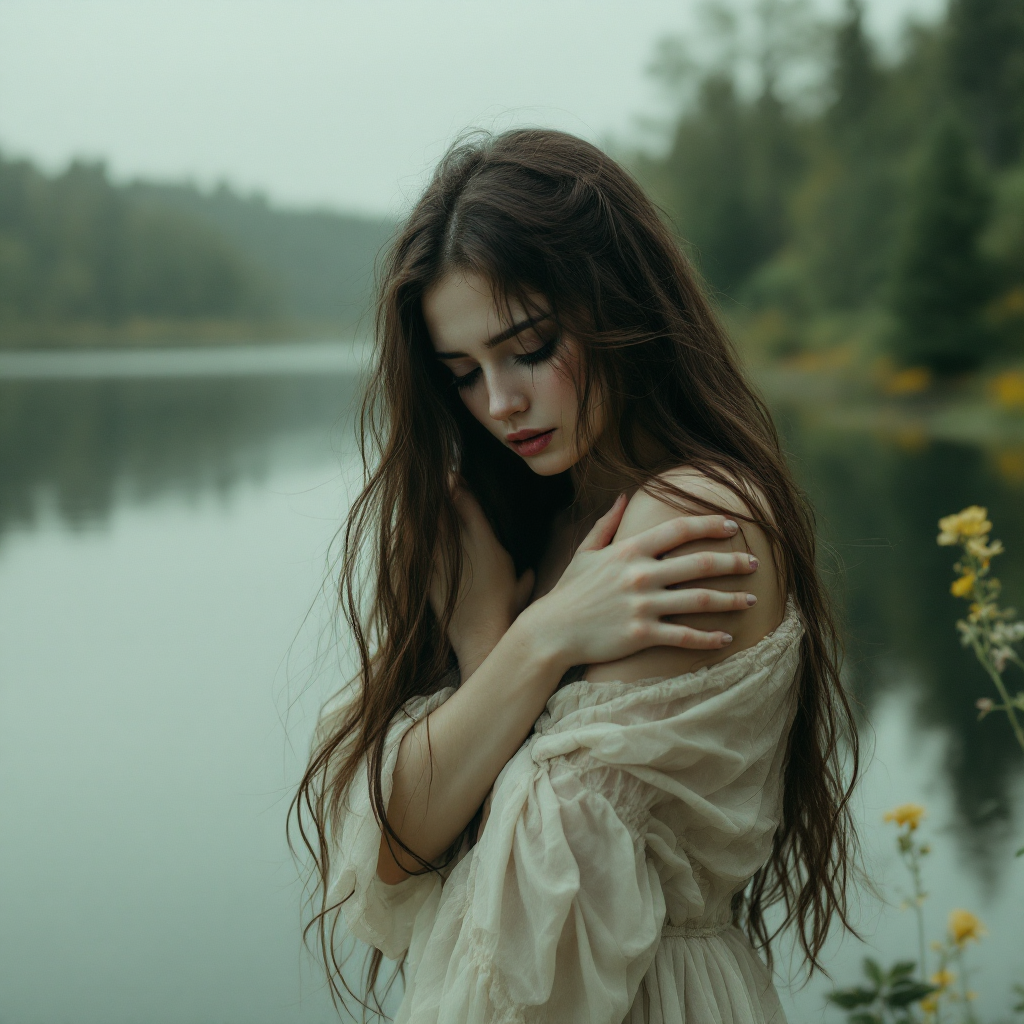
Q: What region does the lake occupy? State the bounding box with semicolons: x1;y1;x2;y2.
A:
1;341;1022;1024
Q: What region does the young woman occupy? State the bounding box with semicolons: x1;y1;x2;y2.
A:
294;129;858;1024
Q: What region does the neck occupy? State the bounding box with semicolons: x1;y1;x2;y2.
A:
569;428;672;522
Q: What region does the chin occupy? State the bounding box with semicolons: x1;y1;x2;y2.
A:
521;447;578;476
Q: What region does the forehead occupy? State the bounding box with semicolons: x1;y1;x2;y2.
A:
422;272;534;353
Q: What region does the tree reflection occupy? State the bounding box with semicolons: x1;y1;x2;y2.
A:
0;373;360;538
779;406;1024;875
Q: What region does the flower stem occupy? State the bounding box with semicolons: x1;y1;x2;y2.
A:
969;634;1024;754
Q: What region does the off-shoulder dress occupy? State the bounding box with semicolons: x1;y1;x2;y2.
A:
330;599;803;1024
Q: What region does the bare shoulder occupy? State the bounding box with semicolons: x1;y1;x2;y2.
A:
615;466;763;536
583;466;786;684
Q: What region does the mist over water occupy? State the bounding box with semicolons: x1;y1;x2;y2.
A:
0;344;1021;1023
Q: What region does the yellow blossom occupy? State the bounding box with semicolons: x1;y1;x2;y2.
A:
931;970;955;989
951;573;976;598
948;908;986;946
884;803;926;830
921;994;940;1015
937;506;993;545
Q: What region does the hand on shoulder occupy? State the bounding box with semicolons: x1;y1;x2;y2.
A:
582;467;785;684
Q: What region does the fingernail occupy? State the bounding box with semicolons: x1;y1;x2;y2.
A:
748;556;759;569
746;594;757;606
723;519;738;534
720;634;733;646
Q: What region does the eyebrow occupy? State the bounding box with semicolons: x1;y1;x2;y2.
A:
433;312;552;360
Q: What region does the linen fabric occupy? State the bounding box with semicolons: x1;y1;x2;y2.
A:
330;600;802;1023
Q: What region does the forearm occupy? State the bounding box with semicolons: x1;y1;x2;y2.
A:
377;604;566;882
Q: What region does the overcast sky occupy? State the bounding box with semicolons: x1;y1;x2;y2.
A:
0;0;946;217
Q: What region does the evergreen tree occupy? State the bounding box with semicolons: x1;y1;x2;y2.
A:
827;0;879;135
659;74;763;295
946;0;1024;167
890;119;994;372
793;0;897;309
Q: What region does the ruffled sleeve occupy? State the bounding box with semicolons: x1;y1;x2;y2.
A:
327;685;456;960
397;606;803;1024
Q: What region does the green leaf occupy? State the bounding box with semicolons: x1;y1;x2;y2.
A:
848;1014;883;1024
1016;844;1024;857
886;981;938;1007
863;957;885;987
829;987;879;1008
887;961;917;982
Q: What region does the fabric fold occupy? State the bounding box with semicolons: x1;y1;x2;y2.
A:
330;600;803;1023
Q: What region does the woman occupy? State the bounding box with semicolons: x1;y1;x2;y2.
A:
293;129;858;1023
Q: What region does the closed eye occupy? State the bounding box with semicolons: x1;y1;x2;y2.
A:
451;366;482;391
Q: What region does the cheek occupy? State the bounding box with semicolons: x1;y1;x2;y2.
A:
533;362;580;422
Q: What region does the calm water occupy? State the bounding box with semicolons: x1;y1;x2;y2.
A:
1;343;1022;1023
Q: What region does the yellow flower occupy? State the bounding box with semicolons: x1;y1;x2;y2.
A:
921;993;940;1015
951;572;976;598
884;803;926;830
931;969;955;989
948;908;986;946
937;506;993;545
990;368;1024;409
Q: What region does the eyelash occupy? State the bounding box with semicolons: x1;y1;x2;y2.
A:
451;333;561;391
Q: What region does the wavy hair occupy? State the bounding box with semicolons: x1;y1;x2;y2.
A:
290;128;859;1014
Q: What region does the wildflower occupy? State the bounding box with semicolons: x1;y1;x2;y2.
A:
967;602;998;623
948;909;986;946
993;646;1015;672
931;969;956;989
976;697;994;716
884;803;926;830
921;993;940;1015
937;506;992;545
992;620;1024;644
966;536;1004;560
951;572;976;598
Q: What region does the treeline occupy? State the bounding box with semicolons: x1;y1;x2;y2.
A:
0;154;393;345
638;0;1024;373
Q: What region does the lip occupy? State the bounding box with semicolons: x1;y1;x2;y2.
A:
507;427;555;457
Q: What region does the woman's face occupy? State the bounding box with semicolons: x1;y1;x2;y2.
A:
424;271;601;476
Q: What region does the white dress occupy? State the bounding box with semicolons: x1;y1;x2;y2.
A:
330;600;802;1024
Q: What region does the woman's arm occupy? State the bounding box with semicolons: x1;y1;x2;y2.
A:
377;494;759;883
584;468;784;685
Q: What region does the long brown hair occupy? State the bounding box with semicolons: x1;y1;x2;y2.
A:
290;128;859;1013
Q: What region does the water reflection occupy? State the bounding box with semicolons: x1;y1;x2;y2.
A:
779;405;1024;875
1;364;1022;874
0;371;362;539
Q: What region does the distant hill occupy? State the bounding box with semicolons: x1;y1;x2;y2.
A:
125;180;396;329
0;150;395;347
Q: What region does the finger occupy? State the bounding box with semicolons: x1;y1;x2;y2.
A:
631;515;741;557
576;493;628;552
650;623;735;650
650;550;758;585
653;588;757;616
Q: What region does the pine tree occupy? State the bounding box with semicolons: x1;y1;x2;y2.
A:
794;0;897;309
890;119;994;372
828;0;879;136
946;0;1024;167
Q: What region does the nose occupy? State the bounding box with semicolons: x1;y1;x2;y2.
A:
487;373;529;422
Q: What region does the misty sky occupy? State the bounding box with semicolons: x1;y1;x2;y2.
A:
0;0;945;217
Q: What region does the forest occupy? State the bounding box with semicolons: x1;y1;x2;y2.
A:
637;0;1024;376
1;0;1023;373
0;155;393;347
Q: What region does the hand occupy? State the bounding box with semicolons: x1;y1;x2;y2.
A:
523;494;758;670
429;484;535;677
